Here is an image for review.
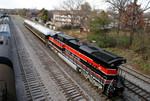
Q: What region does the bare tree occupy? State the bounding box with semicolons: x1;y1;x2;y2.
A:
122;0;150;45
106;7;117;28
106;0;130;36
106;0;150;45
58;0;85;27
80;2;92;27
143;12;150;32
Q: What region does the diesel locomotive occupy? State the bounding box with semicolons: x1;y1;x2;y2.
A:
24;20;126;97
0;18;16;101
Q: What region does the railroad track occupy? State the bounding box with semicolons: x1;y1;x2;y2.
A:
14;15;149;101
10;17;50;101
14;16;127;101
124;80;150;101
119;65;150;101
120;64;150;85
14;16;93;101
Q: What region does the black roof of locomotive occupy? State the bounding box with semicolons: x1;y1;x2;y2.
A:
55;33;126;68
57;33;75;40
91;50;126;66
79;45;99;54
92;50;118;62
78;43;126;67
69;40;88;48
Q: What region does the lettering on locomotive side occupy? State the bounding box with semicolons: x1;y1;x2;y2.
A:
65;49;80;61
65;49;70;54
74;56;80;62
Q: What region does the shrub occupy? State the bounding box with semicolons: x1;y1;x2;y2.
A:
87;32;99;42
97;37;116;48
116;35;130;48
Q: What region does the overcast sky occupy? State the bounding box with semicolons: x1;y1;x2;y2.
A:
0;0;106;10
0;0;149;11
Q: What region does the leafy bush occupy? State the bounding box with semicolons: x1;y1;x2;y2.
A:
116;35;130;48
87;33;96;42
97;37;116;48
131;35;150;53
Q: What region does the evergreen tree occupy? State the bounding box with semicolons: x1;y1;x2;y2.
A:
38;8;48;23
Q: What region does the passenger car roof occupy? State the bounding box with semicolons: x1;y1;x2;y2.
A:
24;20;55;35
